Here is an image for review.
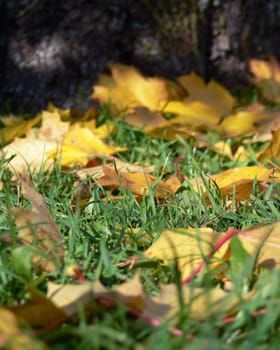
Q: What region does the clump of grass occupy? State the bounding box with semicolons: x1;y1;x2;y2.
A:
0;103;280;349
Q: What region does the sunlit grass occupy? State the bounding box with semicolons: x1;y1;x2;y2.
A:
0;104;280;349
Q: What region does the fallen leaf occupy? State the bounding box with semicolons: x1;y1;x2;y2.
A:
0;308;46;349
47;273;241;324
76;159;155;180
161;100;222;128
220;110;265;136
254;110;280;141
177;72;235;116
144;228;226;280
11;176;64;272
48;124;125;166
258;127;280;162
46;220;278;327
238;222;280;269
144;284;241;321
0;114;42;145
249;56;280;103
2;109;69;173
189;165;276;200
249;57;279;80
47;275;145;317
144;222;280;281
92;63;169;112
123;107;171;133
9;290;67;334
97;165;174;199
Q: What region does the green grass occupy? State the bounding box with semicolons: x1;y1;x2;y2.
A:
0;107;280;349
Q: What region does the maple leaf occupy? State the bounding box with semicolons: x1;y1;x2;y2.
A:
0;113;42;146
249;56;280;103
47;124;125;167
219;110;266;136
144;222;280;281
144;228;226;280
2;109;69;173
162;100;223;128
96;165;174;199
92;63;169;112
177;71;236;116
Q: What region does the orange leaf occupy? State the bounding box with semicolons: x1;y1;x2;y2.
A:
249;56;280;82
124;107;170;133
189;165;276;201
97;165;174;199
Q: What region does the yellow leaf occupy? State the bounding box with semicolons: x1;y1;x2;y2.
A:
238;222;280;269
47;274;237;324
47;275;144;317
48;280;106;317
249;57;280;82
161;101;221;128
144;228;225;280
220;111;266;136
144;284;241;321
211;141;233;159
46;103;72;121
255;110;280;141
258;127;280;162
177;72;205;96
249;57;280;103
232;146;250;162
48;124;125;166
94;124;116;139
92;64;169;111
189;165;275;200
178;72;235;116
144;222;280;282
1;109;69;173
0;114;42;145
210;165;272;189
